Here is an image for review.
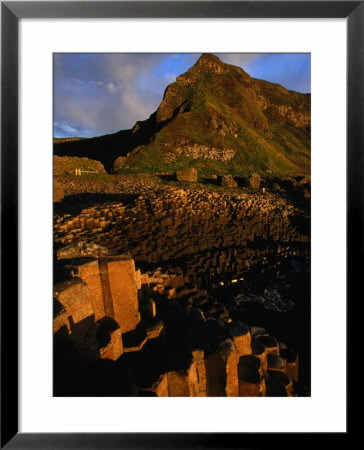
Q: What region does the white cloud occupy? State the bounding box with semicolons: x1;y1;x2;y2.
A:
54;53;176;136
61;124;78;134
106;82;117;93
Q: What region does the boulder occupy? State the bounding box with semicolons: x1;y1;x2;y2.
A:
176;167;198;182
220;175;237;188
249;173;261;189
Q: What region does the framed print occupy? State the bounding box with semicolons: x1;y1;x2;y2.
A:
1;1;360;448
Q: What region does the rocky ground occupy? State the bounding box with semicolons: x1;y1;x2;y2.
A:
54;173;311;392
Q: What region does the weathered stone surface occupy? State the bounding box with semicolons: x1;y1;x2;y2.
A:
249;173;261;189
142;373;169;397
187;360;202;397
96;319;124;362
192;350;207;397
99;254;141;333
176;167;198;182
74;260;106;321
53;311;70;334
167;369;191;396
206;339;239;396
218;339;239;397
100;327;123;361
54;278;94;324
166;350;206;397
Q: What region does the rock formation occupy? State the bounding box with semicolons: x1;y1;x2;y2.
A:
53;180;310;397
54;186;309;277
54;249;305;397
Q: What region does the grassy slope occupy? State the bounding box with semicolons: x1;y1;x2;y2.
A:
124;71;310;177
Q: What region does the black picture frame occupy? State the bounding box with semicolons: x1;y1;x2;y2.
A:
1;1;359;448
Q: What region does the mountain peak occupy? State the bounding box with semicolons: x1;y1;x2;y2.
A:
193;53;226;74
196;53;222;65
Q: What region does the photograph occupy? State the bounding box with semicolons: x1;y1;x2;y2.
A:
53;52;311;398
1;0;357;445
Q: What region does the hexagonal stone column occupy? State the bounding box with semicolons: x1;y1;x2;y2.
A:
255;334;279;355
99;254;141;334
251;338;268;370
267;354;286;373
73;260;106;321
280;348;299;381
206;339;239;397
238;355;266;397
228;321;252;356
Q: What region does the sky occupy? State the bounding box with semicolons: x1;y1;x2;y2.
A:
54;53;311;138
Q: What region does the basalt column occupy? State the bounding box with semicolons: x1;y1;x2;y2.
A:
74;260;106;321
99;254;141;334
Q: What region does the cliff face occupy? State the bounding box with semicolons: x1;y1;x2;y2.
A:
54;53;310;176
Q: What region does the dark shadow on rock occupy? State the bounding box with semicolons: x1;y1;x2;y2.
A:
159;174;176;182
54;318;137;396
54;192;139;217
96;317;119;348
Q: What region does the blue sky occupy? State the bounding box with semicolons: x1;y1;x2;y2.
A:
54;53;310;138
